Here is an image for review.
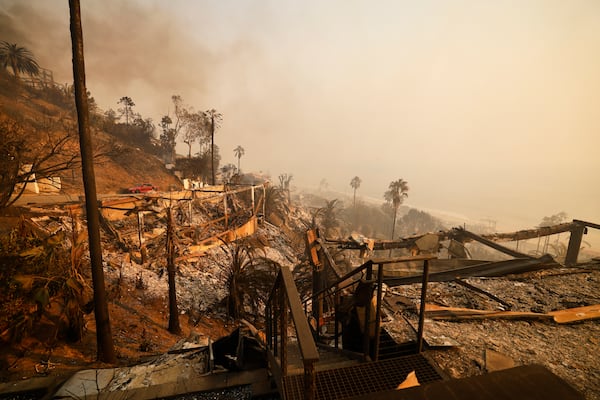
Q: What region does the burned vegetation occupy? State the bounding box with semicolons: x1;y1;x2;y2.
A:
0;183;598;399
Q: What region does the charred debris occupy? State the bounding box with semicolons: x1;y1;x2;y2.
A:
0;186;599;399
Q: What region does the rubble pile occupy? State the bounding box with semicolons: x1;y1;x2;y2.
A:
2;189;599;399
383;266;600;399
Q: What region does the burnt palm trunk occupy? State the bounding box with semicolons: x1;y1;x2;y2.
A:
388;206;399;257
166;208;181;334
391;207;398;240
210;114;215;185
69;0;115;363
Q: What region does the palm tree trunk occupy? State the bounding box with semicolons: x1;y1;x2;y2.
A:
210;115;215;185
391;207;397;240
69;0;116;363
389;207;398;257
237;156;240;173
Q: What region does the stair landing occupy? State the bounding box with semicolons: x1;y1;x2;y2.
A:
282;353;442;400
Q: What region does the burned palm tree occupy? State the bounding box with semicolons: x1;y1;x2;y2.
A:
321;199;341;238
215;239;280;321
263;185;289;223
306;199;341;238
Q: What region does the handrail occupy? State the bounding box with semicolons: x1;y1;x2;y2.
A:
266;266;319;400
306;255;435;306
303;254;435;360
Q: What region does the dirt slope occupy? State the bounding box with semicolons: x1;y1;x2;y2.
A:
0;70;181;196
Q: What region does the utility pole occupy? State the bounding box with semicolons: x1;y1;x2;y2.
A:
69;0;116;363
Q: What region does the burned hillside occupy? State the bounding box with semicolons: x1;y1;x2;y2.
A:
0;68;181;204
0;183;598;399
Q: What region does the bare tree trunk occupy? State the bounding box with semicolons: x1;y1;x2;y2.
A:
210;115;215;186
166;208;182;334
391;207;398;240
69;0;115;363
389;207;398;257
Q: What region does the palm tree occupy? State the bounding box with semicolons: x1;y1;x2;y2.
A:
384;179;409;240
350;176;362;208
215;240;280;320
69;0;115;363
0;41;40;79
263;185;289;222
320;199;341;238
205;109;223;185
220;163;237;184
234;145;245;173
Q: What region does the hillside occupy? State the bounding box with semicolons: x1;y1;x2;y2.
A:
0;70;181;196
1;71;599;399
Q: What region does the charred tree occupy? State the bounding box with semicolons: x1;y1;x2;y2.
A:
68;0;116;363
166;208;182;334
210;113;215;185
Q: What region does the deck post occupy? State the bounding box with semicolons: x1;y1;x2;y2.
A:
417;259;430;353
565;222;585;266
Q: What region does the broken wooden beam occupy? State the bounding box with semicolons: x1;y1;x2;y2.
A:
480;223;575;242
453;279;512;310
424;303;600;324
452;228;533;259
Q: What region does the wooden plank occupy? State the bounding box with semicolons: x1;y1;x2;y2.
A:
549;304;600;324
306;229;320;266
424;304;553;321
425;303;600;324
485;349;515;372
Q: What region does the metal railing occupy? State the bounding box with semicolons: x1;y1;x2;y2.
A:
307;255;436;360
266;266;320;400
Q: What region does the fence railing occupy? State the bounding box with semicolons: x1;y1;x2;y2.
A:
266;266;320;400
307;255;436;360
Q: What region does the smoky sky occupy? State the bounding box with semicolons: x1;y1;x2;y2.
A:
1;0;600;232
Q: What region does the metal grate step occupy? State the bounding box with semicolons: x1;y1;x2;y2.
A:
282;353;442;400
